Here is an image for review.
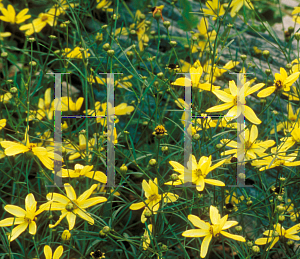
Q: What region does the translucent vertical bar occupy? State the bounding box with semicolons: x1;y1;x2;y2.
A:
46;73;64;187
107;73;115;188
229;73;253;187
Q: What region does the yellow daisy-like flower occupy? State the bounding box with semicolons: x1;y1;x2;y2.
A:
41;183;107;230
55;96;84;112
270;103;300;134
48;0;79;16
142;224;153;250
88;75;133;89
251;150;300;171
63;47;90;59
0;126;58;170
129;178;178;223
220;125;275;161
229;0;254;17
224;190;244;211
257;68;300;98
206;80;265;124
255;223;300;250
165;155;226;192
84;102;134;126
27;88;54;121
96;0;113;12
44;245;63;259
202;0;225;21
56;164;107;183
0;193;44;242
172;61;220;92
278;122;300;151
192;17;217;53
0;5;31;24
19;11;57;36
182;206;246;258
0;118;6;130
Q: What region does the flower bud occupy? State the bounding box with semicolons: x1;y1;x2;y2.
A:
161;244;168;251
277;195;283;202
157;72;164;79
49;35;57;40
102;226;111;234
286;63;292;70
28;37;35;43
170;41;177;47
278;215;285;222
144;208;152;218
252;246;260;253
263;50;270;59
107;49;115;57
163;21;171;29
102;43;111;51
126;51;134;60
170;173;179;181
265;69;271;76
29;61;37;66
99;230;107;237
295;33;300;41
288;26;294;34
1;52;8;58
149;159;157;167
216;143;223;149
10;87;18;94
276;205;285;213
193;134;200;140
238;173;246;180
161;146;169;153
246;200;252;206
130;29;136;35
287;240;294;247
120;164;128;174
61;230;71;241
102;24;108;29
235;226;242;232
240;54;247;61
247;241;253;247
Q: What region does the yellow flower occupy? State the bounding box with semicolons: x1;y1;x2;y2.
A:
0;92;12;103
57;164;107;183
96;0;113;12
0;126;58;170
270;103;300;134
27;88;54;121
61;230;71;241
0;5;31;24
63;47;90;59
255;223;300;250
56;96;84;112
90;250;106;259
192;17;217;53
19;11;57;36
278;122;300;151
220;125;275;161
165;155;226;192
229;0;254;17
129;178;178;223
251;150;300;171
257;68;300;98
202;0;225;21
88;75;133;89
203;60;240;83
65;132;95;161
182;206;246;258
0;118;6;130
143;224;153;250
0;193;44;241
172;62;220;92
224;190;244;211
84;102;134;126
42;183;107;230
48;0;79;16
44;245;63;259
206;80;265;124
0;31;11;39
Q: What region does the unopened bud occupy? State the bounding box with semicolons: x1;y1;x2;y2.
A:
107;49;115;57
102;226;111;234
263;50;270;59
120;164;128;174
170;173;179;181
170;41;177;47
149;159;157;166
252;246;260;253
163;21;171;29
265;69;271;76
240;54;247;61
102;43;111;51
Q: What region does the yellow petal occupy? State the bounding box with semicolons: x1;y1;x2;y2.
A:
79;197;107;209
10;222;28;241
25;193;36;212
76;208;94;225
53;246;64;259
209;206;220;225
64;183;77;200
213;89;234;103
187;215;210;230
204;179;225;187
130;202;145;210
220;231;246;241
28;221;37;235
257;87;275;98
77;184;98;203
182;229;210;237
5;205;26;217
44;245;52;259
66;212;76;230
0;217;24;226
200;233;212;258
244;105;261;124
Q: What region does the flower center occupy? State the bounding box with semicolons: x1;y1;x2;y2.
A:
65;201;78;211
275;80;283;90
194;168;203;177
154;125;167;135
148;194;159;202
29;143;37;150
41;15;48;22
209;225;219;237
244;141;252;150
